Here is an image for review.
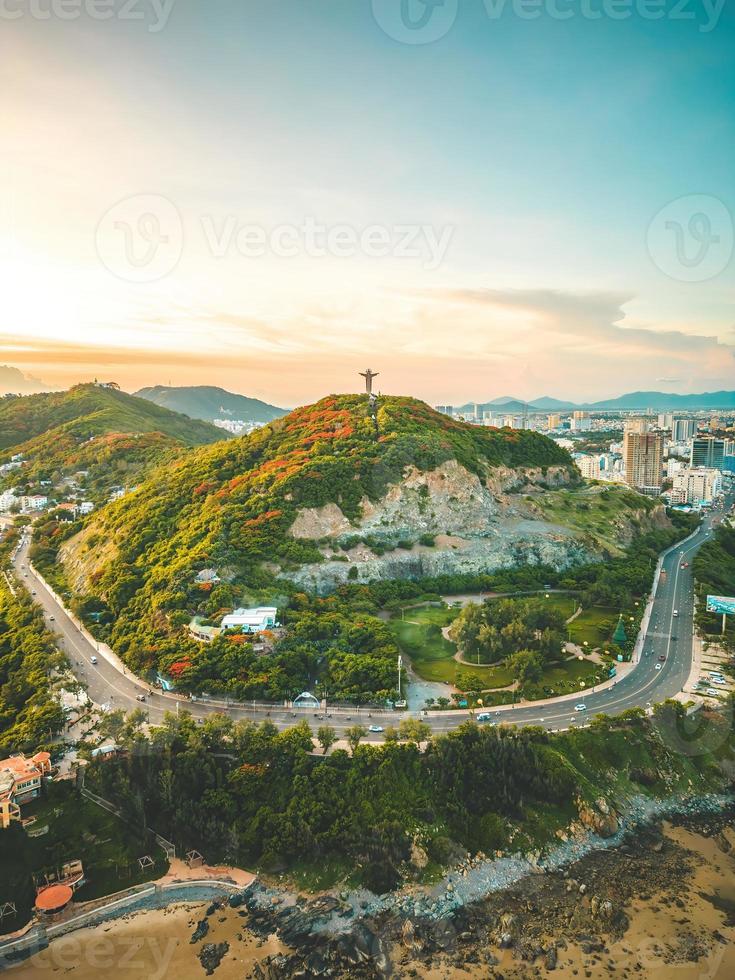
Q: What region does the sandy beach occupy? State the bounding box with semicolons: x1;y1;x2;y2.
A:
7;901;287;979
7;819;735;979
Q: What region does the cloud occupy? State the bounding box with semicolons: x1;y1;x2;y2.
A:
2;285;733;405
0;365;54;395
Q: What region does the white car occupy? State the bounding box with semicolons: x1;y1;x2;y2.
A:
655;663;662;671
368;725;384;733
706;688;720;697
712;678;727;686
90;655;98;664
574;703;587;712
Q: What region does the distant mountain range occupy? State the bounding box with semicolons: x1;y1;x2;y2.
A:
135;385;287;423
456;391;735;413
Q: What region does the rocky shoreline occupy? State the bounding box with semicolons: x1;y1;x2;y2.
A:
230;795;735;979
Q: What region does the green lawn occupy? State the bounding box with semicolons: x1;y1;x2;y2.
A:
390;600;617;695
390;606;517;688
0;781;168;926
390;605;458;683
567;605;620;647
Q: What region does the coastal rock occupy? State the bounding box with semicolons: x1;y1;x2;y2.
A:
576;797;620;838
190;919;209;943
401;919;417;949
198;941;229;975
410;841;429;870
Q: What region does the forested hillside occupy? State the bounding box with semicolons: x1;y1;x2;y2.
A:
84;705;734;893
52;395;578;680
0;384;226;496
0;527;68;753
135;384;286;423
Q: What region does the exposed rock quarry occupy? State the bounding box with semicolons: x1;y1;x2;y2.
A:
282;461;653;595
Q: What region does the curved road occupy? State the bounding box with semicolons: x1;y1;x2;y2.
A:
10;497;731;740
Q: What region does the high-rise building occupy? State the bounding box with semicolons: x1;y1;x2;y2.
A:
547;414;562;430
671;468;722;505
672;418;696;442
690;437;726;469
624;431;663;493
657;413;673;430
435;405;453;416
624;417;650;434
577;455;601;480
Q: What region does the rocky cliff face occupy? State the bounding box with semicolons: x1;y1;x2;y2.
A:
281;461;645;595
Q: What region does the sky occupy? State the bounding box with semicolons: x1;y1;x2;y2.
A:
3;0;734;407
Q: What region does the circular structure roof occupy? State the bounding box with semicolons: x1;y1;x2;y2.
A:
35;884;73;913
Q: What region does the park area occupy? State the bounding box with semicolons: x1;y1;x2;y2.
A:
389;594;625;705
0;781;168;929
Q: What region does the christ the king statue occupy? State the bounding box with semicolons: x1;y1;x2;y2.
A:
360;368;379;395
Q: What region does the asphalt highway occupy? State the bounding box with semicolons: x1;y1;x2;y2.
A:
10;495;731;741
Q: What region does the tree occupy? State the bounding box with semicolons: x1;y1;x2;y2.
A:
398;718;432;743
506;650;544;687
317;725;337;754
98;708;127;743
345;724;367;755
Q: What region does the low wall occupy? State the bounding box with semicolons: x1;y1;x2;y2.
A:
0;879;241;969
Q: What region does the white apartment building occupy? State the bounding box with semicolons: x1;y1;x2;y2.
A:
21;494;48;511
0;490;19;512
221;606;278;633
671;468;722;505
576;455;600;479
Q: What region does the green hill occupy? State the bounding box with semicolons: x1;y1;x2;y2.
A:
134;384;286;423
0;384;226;493
52;393;672;695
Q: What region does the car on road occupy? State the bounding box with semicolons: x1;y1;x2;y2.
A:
31;590;36;595
476;712;492;722
49;615;54;621
655;664;662;671
90;655;97;664
673;610;679;617
368;725;384;733
136;694;146;701
574;703;587;712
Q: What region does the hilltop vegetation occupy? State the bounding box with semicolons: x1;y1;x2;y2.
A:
47;394;681;696
54;395;578;682
0;384;225;497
